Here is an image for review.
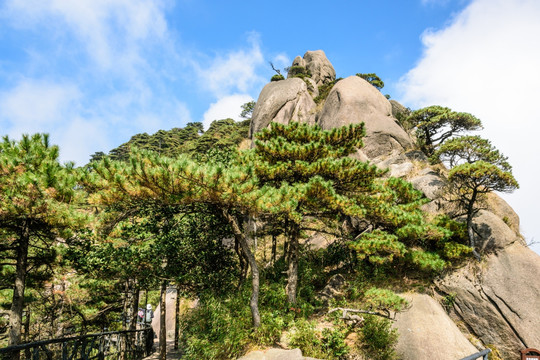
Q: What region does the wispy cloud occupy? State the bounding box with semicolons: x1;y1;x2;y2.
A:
2;0;168;72
202;94;253;130
0;79;81;136
398;0;540;252
0;1;277;165
195;33;266;98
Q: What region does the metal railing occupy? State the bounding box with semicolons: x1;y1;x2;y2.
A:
0;328;154;360
460;348;491;360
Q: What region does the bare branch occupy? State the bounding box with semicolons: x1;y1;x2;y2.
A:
269;62;281;75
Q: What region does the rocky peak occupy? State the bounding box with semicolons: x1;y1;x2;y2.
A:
248;49;540;359
287;50;336;86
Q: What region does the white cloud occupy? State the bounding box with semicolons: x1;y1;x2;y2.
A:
196;33;265;98
272;53;291;70
59;117;110;165
3;0;168;71
202;94;253;130
398;0;540;253
0;80;81;136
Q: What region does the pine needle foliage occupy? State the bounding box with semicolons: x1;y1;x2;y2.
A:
406;105;483;157
250;122;453;304
435;135;518;256
0;133;88;345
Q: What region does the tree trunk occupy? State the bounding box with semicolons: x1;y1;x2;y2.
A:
122;280;129;330
466;190;481;260
9;223;30;350
234;238;247;289
174;290;180;350
222;210;260;328
130;280;139;331
286;225;299;305
159;282;167;360
271;234;277;264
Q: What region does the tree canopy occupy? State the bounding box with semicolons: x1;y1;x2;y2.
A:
406;106;483;157
435;135;518;258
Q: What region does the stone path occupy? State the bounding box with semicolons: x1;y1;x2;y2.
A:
143;340;182;360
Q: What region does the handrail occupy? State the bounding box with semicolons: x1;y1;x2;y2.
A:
460;348;491;360
0;328;154;360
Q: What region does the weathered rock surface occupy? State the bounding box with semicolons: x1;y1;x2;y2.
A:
317;76;412;159
486;193;521;233
393;293;478;359
247;49;540;359
237;348;320;360
437;243;540;359
250;78;316;136
389;99;409;119
301;50;335;86
472;210;521;253
410;168;446;200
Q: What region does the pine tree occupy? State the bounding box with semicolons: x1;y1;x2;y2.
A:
407;106;482;157
434;136;519;258
251;122;387;304
85;149;288;328
0;134;87;346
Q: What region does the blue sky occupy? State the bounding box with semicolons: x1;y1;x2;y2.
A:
1;0;539;254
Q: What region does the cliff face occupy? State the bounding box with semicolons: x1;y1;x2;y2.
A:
250;50;540;359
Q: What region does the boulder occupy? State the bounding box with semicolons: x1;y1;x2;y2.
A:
437;243;540;358
317;76;412;159
486;193;521;233
317;274;345;305
250;78;316;137
290;55;305;68
302;50;336;87
375;153;415;178
472;210;521;253
410;168;446;200
389;99;410;119
393;293;478;360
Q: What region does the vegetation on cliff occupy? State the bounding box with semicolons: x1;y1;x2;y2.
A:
0;91;520;359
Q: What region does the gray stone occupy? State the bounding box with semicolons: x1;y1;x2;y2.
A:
410;171;445;200
302;50;336;87
250;78;316;137
389;99;409;119
404;150;428;162
317;76;412;159
317;274;345;305
388;162;414;178
393;293;478;360
472;210;520;253
437;243;540;359
304;232;334;250
304;78;319;98
375;153;415;178
291;55;305;68
486;193;521;233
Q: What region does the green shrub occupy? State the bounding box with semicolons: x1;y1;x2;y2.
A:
289;319;323;357
271;74;285;82
314;79;341;104
288;65;312;80
180;294;252;359
322;328;349;359
360;315;399;360
288;320;349;359
363;288;408;312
